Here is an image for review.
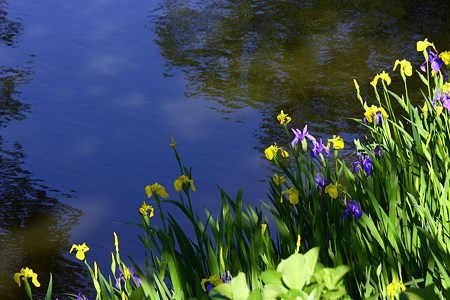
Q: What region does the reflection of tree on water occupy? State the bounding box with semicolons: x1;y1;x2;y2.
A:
150;0;450;142
0;0;22;47
0;66;31;127
0;3;88;299
0;139;87;299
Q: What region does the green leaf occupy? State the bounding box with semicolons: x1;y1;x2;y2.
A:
278;248;319;290
211;279;234;299
261;270;283;285
129;286;145;300
247;291;263;300
278;253;307;290
45;273;53;300
263;284;289;300
401;285;440;300
231;272;250;300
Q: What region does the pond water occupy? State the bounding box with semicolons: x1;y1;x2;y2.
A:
1;0;449;298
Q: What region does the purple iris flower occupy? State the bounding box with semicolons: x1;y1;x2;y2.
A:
343;201;363;220
375;111;383;125
435;89;450;111
291;125;310;148
315;173;328;188
221;271;232;284
353;153;373;176
420;50;444;74
442;94;450;111
307;135;329;158
115;266;141;288
77;293;88;300
374;145;383;158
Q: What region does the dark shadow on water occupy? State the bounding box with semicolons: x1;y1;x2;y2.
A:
0;138;90;299
0;2;91;298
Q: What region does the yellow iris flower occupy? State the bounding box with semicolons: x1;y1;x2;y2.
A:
273;174;286;186
14;267;41;287
393;59;412;77
327;135;344;150
370;71;391;88
282;187;299;205
364;105;389;123
201;275;223;292
277;110;292;125
325;184;339;199
145;183;169;199
387;279;406;300
139;201;154;217
440;51;450;65
264;144;289;160
174;175;196;192
261;223;267;234
70;242;90;261
416;38;437;52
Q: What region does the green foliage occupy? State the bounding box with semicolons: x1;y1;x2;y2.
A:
209;248;349;300
16;40;450;300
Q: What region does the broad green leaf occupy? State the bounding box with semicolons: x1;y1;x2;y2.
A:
261;270;283;285
264;283;290;300
231;272;250;300
278;253;307;290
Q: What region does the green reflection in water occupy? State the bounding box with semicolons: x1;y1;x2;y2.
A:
150;0;450;145
0;3;89;298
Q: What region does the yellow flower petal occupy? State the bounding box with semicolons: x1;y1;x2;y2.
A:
353;79;360;94
114;232;119;253
296;234;301;253
277;110;292;125
379;71;391;85
264;145;276;160
417;38;436;52
325;184;339;199
327;135;344;150
273;174;286;186
31;274;40;288
174;178;183;192
14;268;40;287
139;201;154;217
189;179;197;192
144;185;153;198
146;183;169;198
370;74;380;88
394;59;412;77
170;135;177;149
439;51;450;65
288;188;299;205
261;223;267;234
14;272;22;287
70;243;90;261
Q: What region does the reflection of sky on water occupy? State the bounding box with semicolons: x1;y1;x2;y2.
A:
2;2;269;297
1;0;450;297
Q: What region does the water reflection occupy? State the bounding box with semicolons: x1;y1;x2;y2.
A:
0;3;86;298
0;0;22;47
150;0;450;146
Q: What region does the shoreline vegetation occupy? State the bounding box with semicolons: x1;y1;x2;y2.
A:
14;39;450;299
